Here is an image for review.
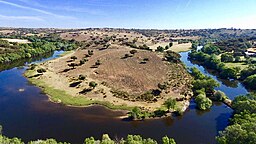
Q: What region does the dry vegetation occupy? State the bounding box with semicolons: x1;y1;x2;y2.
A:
25;29;193;112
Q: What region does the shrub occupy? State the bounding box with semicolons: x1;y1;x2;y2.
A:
78;74;86;80
213;90;228;101
37;68;46;73
89;81;97;89
130;49;138;55
195;94;212;110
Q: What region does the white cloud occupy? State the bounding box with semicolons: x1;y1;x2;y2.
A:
0;14;43;21
0;0;75;19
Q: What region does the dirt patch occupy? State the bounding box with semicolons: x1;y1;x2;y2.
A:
1;38;30;44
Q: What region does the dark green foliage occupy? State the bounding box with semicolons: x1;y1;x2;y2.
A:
221;53;234;62
195;94;212;110
78;74;86;80
162;136;176;144
217;93;256;144
125;42;137;48
158;83;167;90
89;81;97;89
70;56;77;60
156;46;165;52
213;90;227;101
0;36;78;63
143;58;149;61
244;74;256;90
202;44;221;55
95;60;101;65
130;49;138;55
88;50;94;56
164;50;181;63
169;42;173;47
232;93;256;114
128;107;142;120
37;68;46;73
139;44;151;51
219;67;240;79
79;59;85;65
165;45;169;50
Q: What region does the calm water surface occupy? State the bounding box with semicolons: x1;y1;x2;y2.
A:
0;50;248;144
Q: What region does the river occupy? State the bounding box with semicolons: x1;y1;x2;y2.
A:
0;50;248;144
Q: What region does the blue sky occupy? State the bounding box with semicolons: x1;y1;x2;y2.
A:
0;0;255;29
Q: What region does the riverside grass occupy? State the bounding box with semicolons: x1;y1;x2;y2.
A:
24;68;133;111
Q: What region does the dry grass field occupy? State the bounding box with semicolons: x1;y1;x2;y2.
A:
25;29;193;112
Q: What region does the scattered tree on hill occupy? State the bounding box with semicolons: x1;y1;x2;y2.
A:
169;42;173;47
89;81;97;89
158;83;167;90
156;46;165;52
88;50;94;56
165;45;169;50
37;68;46;74
70;56;77;61
68;63;77;69
95;60;101;66
78;74;86;80
130;49;138;55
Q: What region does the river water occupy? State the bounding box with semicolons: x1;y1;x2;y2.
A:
0;50;248;144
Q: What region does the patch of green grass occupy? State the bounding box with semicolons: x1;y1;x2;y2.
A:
59;51;73;57
24;69;132;111
224;62;248;70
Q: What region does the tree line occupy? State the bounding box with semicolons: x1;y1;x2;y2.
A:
0;35;80;63
0;131;176;144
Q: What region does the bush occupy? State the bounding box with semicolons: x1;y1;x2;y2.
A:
78;74;86;80
213;90;228;101
195;94;212;110
130;49;137;55
89;81;97;89
37;68;46;73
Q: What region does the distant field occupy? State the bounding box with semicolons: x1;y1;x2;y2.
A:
149;42;170;50
170;42;192;52
1;38;30;44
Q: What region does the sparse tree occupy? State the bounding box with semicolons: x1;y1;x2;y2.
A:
89;81;97;89
71;56;77;61
164;98;177;111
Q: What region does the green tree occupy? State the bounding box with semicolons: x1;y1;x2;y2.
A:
130;49;137;55
164;98;177;111
244;74;256;90
89;81;97;89
195;94;212;110
213;90;228;101
128;107;141;120
37;68;46;74
169;42;173;47
70;56;77;61
101;134;114;144
84;137;95;144
162;136;176;144
156;46;165;52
